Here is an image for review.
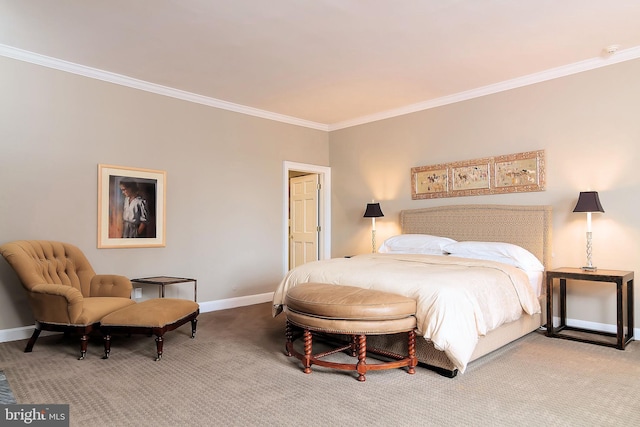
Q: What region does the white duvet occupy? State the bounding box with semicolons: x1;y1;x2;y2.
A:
272;253;541;372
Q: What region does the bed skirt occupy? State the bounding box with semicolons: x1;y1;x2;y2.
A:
368;297;545;377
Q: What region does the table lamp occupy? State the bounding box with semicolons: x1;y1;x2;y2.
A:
573;191;604;271
363;202;384;253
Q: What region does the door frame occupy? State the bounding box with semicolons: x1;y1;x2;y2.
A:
283;161;331;275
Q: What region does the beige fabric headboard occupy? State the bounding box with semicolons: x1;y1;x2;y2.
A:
400;204;553;269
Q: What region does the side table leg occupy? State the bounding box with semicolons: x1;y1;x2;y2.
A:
629;279;635;342
546;276;553;335
559;278;567;328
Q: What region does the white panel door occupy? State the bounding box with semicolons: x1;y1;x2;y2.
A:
289;174;319;269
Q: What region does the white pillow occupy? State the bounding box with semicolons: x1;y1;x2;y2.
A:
442;241;544;271
378;234;456;255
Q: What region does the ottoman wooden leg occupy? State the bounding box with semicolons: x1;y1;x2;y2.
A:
302;329;313;374
408;329;417;374
350;335;358;357
155;335;164;361
285;321;294;357
356;334;367;382
191;318;198;338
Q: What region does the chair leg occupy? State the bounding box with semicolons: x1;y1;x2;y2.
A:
78;334;89;360
102;333;112;359
24;326;42;353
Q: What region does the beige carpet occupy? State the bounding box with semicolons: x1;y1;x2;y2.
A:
1;302;639;426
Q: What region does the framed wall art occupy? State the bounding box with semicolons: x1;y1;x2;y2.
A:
450;157;491;197
98;164;166;248
492;150;545;193
411;163;448;199
411;150;545;200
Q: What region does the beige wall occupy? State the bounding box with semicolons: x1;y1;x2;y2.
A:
0;56;329;330
329;58;640;329
2;52;639;337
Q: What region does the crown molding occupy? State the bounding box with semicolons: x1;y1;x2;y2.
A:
0;44;329;131
328;45;640;131
3;43;640;133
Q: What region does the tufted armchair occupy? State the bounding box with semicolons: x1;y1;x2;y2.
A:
0;240;136;359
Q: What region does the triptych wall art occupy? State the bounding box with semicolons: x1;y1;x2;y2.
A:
411;150;545;200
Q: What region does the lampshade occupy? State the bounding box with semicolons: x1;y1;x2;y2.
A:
573;191;605;213
363;203;384;218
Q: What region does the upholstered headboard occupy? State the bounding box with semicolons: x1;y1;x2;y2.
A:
400;204;552;269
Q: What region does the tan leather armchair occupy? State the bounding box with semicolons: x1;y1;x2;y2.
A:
0;240;136;359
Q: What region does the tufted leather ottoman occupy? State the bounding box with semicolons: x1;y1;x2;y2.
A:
284;283;417;381
100;298;199;361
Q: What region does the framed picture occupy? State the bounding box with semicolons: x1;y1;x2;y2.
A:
411;164;448;199
98;164;166;248
411;150;545;199
450;158;491;196
493;150;545;193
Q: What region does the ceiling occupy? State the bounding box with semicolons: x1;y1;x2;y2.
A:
2;1;640;130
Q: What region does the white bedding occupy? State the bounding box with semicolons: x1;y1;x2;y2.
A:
272;253;541;372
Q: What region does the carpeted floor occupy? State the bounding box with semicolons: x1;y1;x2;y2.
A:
1;302;639;426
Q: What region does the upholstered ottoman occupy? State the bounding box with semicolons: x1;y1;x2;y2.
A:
284;283;417;381
100;298;199;361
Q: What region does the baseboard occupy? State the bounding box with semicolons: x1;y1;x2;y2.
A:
0;291;275;344
197;291;274;313
0;326;57;344
549;316;639;341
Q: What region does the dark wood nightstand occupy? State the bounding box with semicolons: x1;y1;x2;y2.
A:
546;267;634;349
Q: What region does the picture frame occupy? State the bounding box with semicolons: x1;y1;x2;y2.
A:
411;163;448;199
98;164;166;248
492;150;545;193
450;157;491;196
411;150;545;199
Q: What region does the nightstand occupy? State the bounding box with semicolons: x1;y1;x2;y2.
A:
546;267;634;349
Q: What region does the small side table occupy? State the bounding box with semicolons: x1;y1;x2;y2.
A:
131;276;197;302
546;267;634;349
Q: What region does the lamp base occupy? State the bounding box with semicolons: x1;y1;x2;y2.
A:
581;265;598;272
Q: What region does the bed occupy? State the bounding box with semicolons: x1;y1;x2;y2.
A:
273;204;552;377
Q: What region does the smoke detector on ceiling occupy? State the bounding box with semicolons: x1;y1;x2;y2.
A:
603;44;621;55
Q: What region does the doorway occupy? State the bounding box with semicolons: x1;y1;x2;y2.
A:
283;161;331;274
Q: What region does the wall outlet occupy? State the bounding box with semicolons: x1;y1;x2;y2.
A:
134;288;142;299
